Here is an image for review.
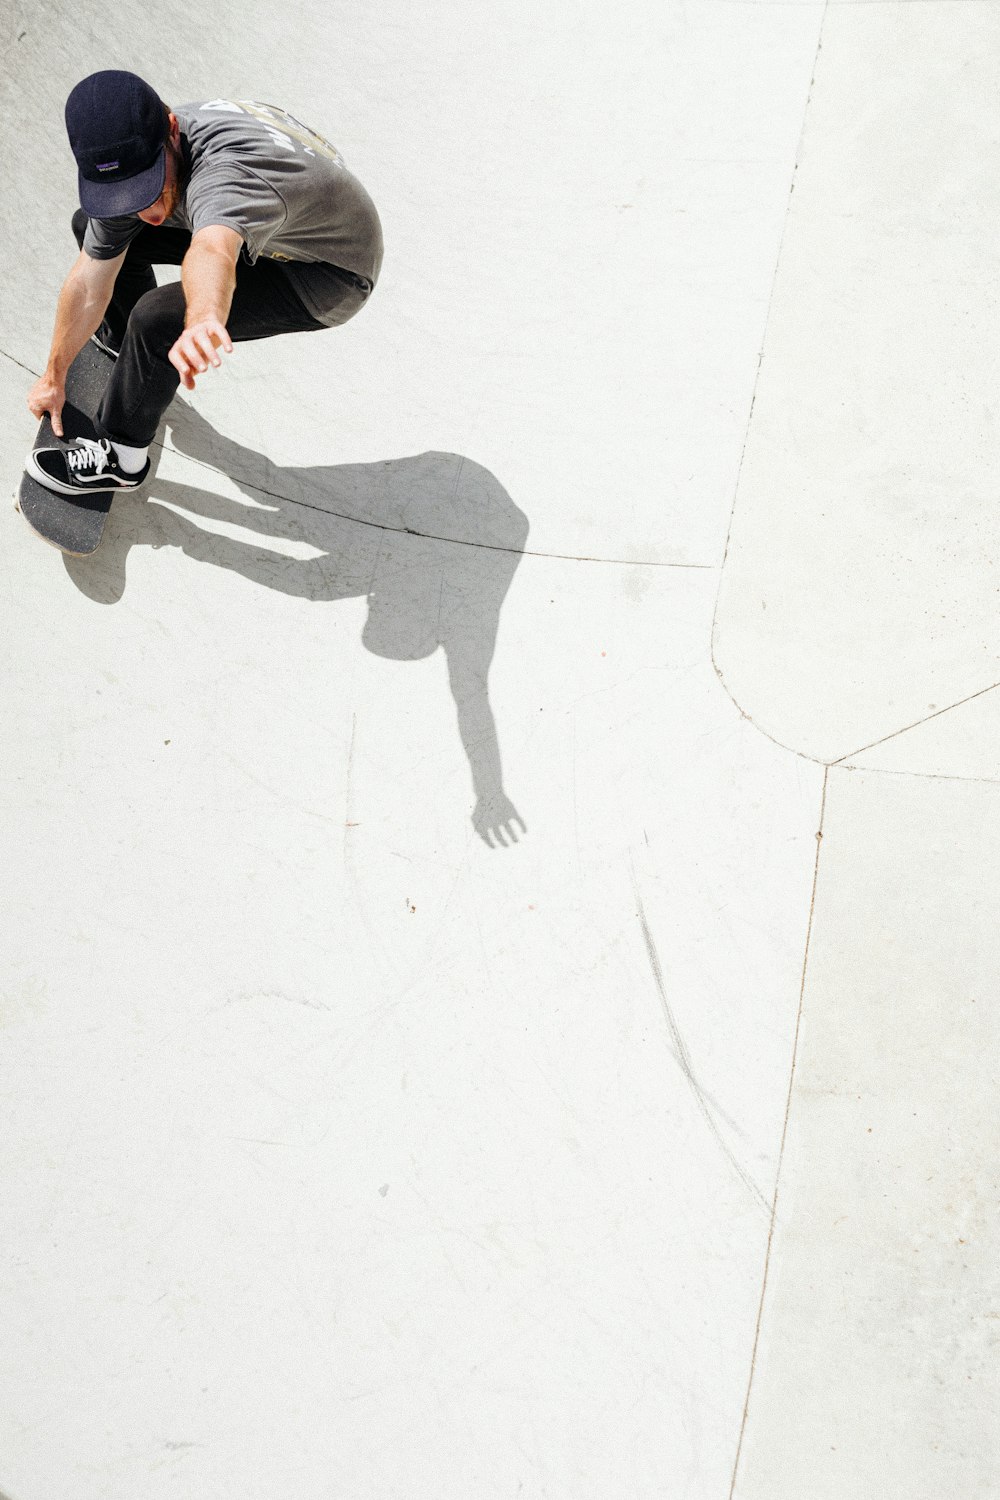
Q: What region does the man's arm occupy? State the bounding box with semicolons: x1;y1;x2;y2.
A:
27;249;125;436
170;224;242;390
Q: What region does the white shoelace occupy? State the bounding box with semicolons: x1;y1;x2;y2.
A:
66;437;111;476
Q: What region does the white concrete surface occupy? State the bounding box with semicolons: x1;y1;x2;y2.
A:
733;767;1000;1500
714;3;1000;764
1;2;996;1498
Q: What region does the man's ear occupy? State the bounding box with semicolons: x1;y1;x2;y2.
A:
168;111;181;146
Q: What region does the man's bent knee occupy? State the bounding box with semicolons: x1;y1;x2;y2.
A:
126;283;186;349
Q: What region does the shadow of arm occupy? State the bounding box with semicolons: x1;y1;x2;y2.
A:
445;645;526;849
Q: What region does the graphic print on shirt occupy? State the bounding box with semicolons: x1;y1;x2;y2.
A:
199;99;344;165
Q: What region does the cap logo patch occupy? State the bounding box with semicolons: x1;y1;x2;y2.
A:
96;160;120;171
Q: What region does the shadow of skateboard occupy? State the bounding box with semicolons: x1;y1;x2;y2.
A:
17;341;117;555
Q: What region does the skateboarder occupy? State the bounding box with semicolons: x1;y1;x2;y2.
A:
25;70;383;496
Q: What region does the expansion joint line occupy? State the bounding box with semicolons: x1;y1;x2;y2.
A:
833;676;1000;765
165;443;716;569
728;766;829;1499
726;6;829;1493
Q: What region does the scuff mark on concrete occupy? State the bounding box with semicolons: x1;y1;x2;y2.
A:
630;858;772;1217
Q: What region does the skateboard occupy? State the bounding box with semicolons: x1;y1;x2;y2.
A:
17;341;117;555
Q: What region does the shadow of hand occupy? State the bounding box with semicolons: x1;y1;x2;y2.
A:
473;792;527;849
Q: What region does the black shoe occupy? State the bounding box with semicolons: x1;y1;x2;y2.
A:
26;436;149;496
91;323;122;360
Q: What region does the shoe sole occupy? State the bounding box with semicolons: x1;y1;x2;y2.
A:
24;449;144;497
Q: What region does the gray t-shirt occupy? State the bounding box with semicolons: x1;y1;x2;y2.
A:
83;98;384;325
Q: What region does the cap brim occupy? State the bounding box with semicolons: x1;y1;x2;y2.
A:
78;146;166;218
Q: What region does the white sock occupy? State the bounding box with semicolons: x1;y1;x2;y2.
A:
111;441;148;473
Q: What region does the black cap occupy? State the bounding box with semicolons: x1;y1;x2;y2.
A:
65;70;168;217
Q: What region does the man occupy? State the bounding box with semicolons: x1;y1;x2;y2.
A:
26;70;383;495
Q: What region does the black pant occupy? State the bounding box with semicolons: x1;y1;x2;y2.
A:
72;210;328;446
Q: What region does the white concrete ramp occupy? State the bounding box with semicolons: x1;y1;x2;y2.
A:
2;4;996;1498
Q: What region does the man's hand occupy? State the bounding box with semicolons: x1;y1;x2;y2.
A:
172;226;242;391
168;319;234;391
27;373;68;437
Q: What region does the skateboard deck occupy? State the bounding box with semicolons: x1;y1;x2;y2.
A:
17;341;117;556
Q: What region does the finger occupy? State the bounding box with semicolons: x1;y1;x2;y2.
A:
172;355;196;390
200;320;233;354
174;334;203;370
169;345;197;389
177;337;206;374
199;327;232;367
51;408;64;437
188;331;217;369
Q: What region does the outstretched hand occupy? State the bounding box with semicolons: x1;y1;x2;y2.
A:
27;374;67;437
169;318;234;391
472;792;527;849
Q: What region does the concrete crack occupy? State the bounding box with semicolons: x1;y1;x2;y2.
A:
835;765;1000;787
834;678;1000;765
0;346;44;380
728;764;829;1500
163;438;718;568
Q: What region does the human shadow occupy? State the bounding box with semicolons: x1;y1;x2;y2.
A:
66;401;529;847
